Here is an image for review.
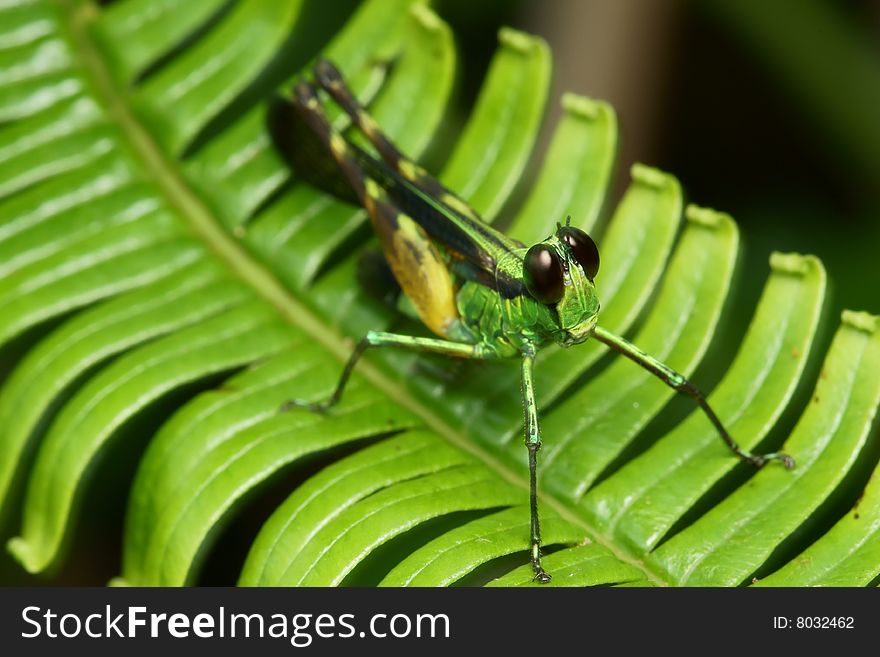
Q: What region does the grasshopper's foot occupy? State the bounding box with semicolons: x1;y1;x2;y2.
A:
764;452;796;470
743;451;796;470
532;563;552;584
279;398;332;414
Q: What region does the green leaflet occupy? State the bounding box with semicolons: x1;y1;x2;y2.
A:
240;431;471;587
507;92;617;245
0;2;62;51
0;70;83;122
381;506;587;587
93;0;229;84
0;94;101;173
486;543;644;587
583;253;827;555
279;464;523;587
0;258;248;519
649;311;880;586
0;152;135;247
130;0;306;155
755;467;880;586
0;33;73;85
613;579;656;588
0;179;157;277
320;0;429;69
119;352;419;586
0;233;206;348
439;27;551;221
0;123;116;199
9;299;297;573
0;0;877;589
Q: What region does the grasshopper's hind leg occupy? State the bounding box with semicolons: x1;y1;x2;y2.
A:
313;59;409;174
291;78;461;339
279;332;483;413
289;80;371;204
313;59;482;221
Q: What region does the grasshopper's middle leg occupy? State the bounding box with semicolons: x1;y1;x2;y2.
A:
520;348;552;583
280;331;483;413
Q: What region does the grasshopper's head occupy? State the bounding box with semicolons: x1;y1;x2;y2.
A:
522;220;601;347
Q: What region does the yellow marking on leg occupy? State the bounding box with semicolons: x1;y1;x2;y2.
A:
364;193;376;214
329;133;347;158
398;159;428;183
358;110;381;137
365;178;382;198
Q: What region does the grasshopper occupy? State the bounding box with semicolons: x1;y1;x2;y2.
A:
274;59;794;583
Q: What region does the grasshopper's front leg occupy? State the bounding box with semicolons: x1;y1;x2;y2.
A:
520;346;552;583
593;326;795;469
280;331;482;413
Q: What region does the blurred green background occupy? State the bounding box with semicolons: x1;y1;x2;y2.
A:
438;0;880;326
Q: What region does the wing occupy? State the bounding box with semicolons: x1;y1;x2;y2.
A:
347;143;527;299
269;70;527;299
310;59;527;296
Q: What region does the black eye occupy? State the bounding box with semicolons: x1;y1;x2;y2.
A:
524;244;564;304
560;226;600;280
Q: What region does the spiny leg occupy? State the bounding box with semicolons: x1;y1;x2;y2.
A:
521;348;551;583
279;331;483;413
592;326;795;469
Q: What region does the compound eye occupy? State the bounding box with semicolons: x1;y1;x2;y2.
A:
560;226;600;280
524;244;564;304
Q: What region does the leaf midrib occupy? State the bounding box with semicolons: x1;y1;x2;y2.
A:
67;0;663;586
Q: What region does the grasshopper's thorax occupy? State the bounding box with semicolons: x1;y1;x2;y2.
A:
452;224;602;356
